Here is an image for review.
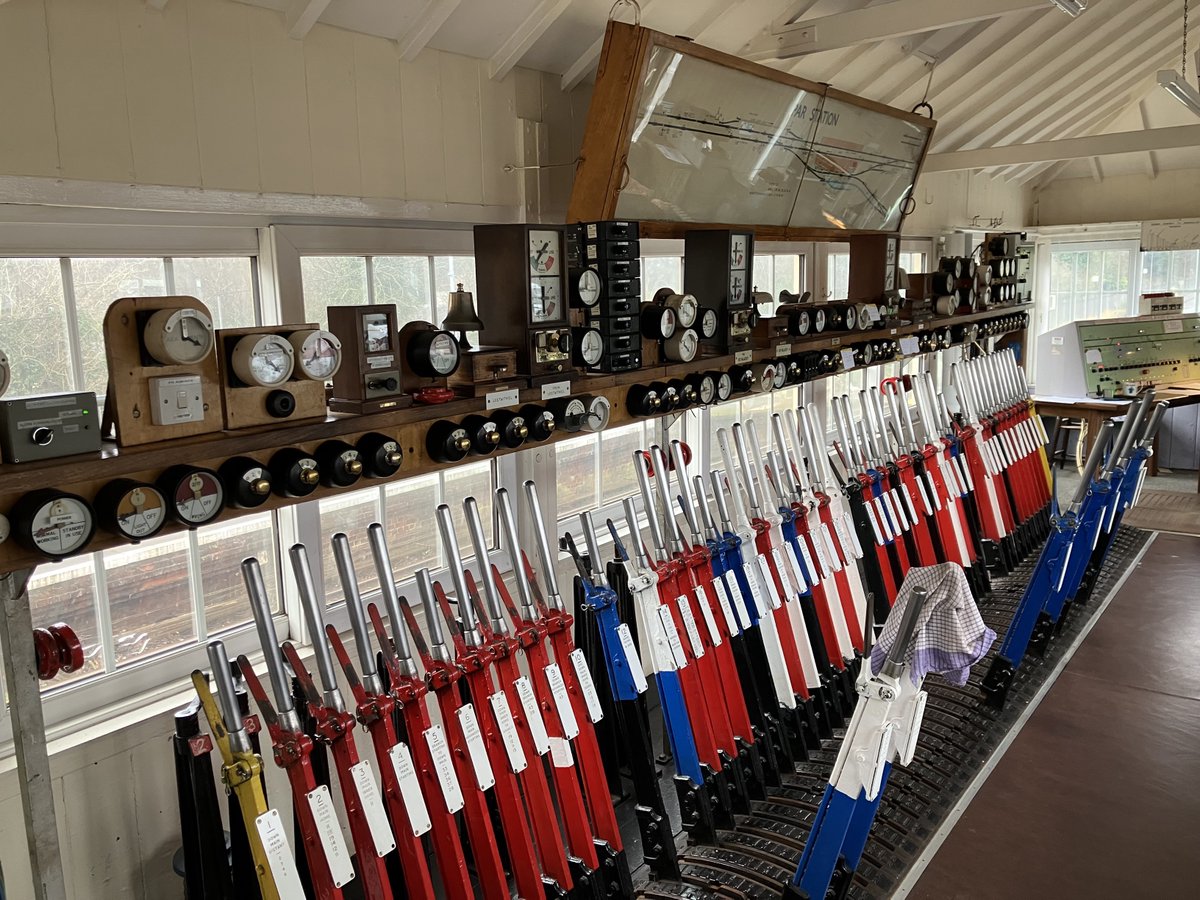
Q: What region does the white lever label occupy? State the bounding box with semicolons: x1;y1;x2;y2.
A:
755;554;783;610
569;648;604;723
455;703;496;792
924;471;942;510
349;759;397;857
423;725;466;814
544;664;580;740
676;596;706;657
819;524;843;572
742;560;766;616
784;541;808;590
616;623;649;693
548;736;575;769
306;786;355;887
514;677;551;755
724;570;753;626
658;606;690;669
771;546;796;597
812;528;835;575
388;743;433;836
714;576;741;635
255;809;307;898
489;691;528;773
694;586;723;647
863;498;885;545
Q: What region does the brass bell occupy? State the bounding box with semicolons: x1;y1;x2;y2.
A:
442;282;484;350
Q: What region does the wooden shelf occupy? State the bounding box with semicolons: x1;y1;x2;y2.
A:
0;304;1030;575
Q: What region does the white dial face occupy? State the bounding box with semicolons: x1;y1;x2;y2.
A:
717;373;732;400
699;376;716;404
114;485;166;539
673;294;698;328
843;306;858;330
29;496;93;557
676;329;698;362
145;308;215;366
814;308;827;331
531;278;561;323
772;363;788;389
796;309;811;335
429;332;460;375
577;268;602;306
171;471;224;525
0;351;10;398
0;512;8;544
291;330;342;381
235;334;294;387
700;308;718;338
580;329;604;365
758;365;776;393
564;399;587;430
660;307;677;339
585;396;611;432
529;230;561;276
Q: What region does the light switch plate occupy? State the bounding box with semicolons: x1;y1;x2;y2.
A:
150;375;205;426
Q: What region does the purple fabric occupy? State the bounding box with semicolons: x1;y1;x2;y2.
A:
870;562;996;686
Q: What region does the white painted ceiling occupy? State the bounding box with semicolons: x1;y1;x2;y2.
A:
234;0;1200;189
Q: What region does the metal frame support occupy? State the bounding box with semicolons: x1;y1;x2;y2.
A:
0;568;67;900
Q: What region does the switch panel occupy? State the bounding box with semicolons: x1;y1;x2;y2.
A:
0;392;101;463
150;375;205;426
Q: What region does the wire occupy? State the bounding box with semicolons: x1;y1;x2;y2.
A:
1184;0;1190;82
912;60;937;118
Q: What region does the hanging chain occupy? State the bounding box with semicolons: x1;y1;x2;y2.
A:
1184;0;1190;81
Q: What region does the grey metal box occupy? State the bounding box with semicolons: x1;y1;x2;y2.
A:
0;392;101;463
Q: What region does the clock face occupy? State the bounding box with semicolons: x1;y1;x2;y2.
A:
699;307;718;339
530;278;562;323
577;268;602;307
529;230;561;276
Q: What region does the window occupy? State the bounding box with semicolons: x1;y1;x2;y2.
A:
827;243;929;301
752;254;804;316
554;422;655;526
1140;249;1199;314
0;252;269;691
1046;244;1136;333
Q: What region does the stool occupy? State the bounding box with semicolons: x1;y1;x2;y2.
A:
1047;415;1084;470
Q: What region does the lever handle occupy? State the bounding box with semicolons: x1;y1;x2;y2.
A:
367;523;417;670
464;497;504;638
496;488;537;620
240;557;293;719
289;543;343;710
331;533;380;685
523;480;562;607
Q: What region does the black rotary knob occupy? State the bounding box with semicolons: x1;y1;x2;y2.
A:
668;378;696;410
357;432;403;478
520;404;556;441
491;410;529;449
728;365;755;394
427;420;473;463
462;415;502;455
315;440;364;488
218;456;273;509
652;381;679;413
269;448;321;498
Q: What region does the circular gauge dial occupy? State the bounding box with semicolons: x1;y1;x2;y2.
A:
144;308;215;366
97;480;167;541
576;268;602;307
158;468;224;527
716;372;733;401
813;307;827;333
232;334;295;387
0;350;10;398
289;330;342;381
576;328;605;367
643;306;677;340
12;491;95;558
698;374;716;405
699;307;718;339
771;361;788;390
558;398;588;432
427;332;460;376
668;293;698;328
664;328;699;363
0;512;8;545
583;396;611;432
750;363;776;394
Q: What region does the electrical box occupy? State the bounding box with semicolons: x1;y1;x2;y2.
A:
0;393;101;463
149;375;205;426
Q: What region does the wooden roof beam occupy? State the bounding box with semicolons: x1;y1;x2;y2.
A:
742;0;1048;60
396;0;463;61
1139;99;1159;179
490;0;573;81
285;0;331;40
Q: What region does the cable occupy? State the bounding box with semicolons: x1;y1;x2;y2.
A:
912;60;937;119
1183;0;1189;82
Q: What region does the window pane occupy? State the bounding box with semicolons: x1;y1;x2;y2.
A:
374;256;433;328
753;255;772;299
710;400;741;449
440;461;494;563
106;533;195;668
318;488;382;606
642;257;681;295
773;255;801;296
0;258;72;395
827;252;849;300
71;258;168;396
600;422;647;505
200;513;280;634
301;256;369;330
30;557;102;689
384;474;441;574
173;257;257;329
433;257;476;324
556;435;598;520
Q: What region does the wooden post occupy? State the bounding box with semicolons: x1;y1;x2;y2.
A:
848;234;899;301
0;568;67;900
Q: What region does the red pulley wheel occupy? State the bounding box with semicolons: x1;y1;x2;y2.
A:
33;628;59;680
49;622;85;673
640;441;693;476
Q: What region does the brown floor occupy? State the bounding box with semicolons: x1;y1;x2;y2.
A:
1122;490;1200;536
910;532;1200;900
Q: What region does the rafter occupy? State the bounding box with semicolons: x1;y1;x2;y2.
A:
490;0;573;81
933;1;1178;151
560;0;664;92
146;0;170;9
1088;157;1103;182
396;0;463;62
1011;100;1134;185
924;124;1200;172
284;0;331;40
1139;99;1159;179
742;0;1046;60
